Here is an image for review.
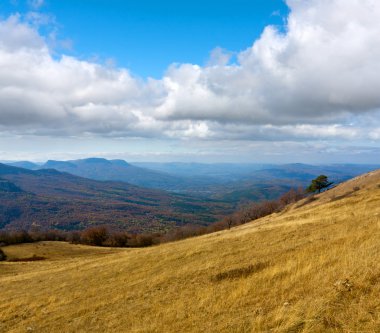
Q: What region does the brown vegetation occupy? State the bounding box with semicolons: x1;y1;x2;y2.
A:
0;187;306;248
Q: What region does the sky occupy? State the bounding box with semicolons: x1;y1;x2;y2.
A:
0;0;379;163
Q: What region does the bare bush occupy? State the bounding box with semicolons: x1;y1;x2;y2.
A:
104;232;129;247
81;226;108;246
0;230;32;245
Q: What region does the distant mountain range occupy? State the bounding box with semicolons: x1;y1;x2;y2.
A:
4;159;380;205
0;163;232;232
7;158;190;190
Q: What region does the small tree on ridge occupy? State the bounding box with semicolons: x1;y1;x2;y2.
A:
307;175;333;194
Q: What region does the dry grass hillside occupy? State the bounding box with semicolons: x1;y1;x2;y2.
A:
1;170;380;333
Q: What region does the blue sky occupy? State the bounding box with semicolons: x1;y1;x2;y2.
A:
0;0;379;163
0;0;288;78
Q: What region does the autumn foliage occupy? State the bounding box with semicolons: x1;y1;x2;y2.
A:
0;187;305;248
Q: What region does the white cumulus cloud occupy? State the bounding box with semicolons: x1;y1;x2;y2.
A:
1;0;380;145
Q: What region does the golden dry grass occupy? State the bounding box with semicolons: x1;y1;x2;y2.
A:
1;170;380;333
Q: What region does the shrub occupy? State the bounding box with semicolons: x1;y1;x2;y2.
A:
105;232;130;247
279;187;305;205
128;234;156;247
81;226;108;246
67;231;81;244
0;230;32;245
0;248;6;261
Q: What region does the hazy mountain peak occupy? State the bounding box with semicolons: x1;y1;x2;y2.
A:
44;160;77;168
78;158;112;165
110;159;130;167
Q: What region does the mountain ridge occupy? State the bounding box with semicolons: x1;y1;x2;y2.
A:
6;158;380;204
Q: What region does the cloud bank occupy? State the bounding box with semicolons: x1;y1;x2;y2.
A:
1;0;380;144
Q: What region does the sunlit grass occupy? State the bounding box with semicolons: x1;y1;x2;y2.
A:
1;171;380;332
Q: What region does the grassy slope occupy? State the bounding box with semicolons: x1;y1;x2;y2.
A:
1;170;380;332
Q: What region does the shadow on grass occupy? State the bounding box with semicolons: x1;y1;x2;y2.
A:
211;262;269;282
8;255;46;262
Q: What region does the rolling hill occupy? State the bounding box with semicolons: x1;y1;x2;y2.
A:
0;163;232;232
1;169;380;332
4;161;40;170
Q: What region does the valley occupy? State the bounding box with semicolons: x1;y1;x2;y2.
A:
0;163;232;232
